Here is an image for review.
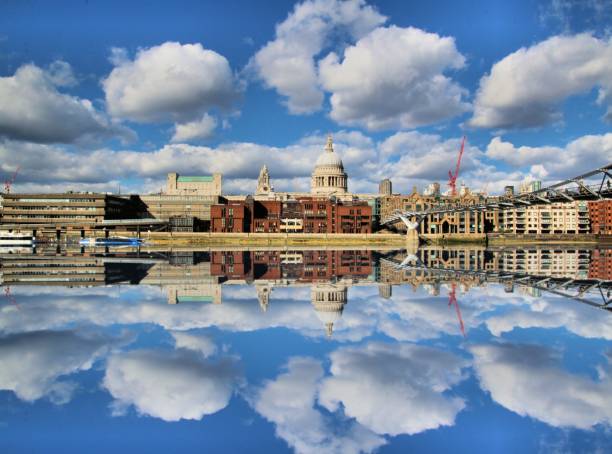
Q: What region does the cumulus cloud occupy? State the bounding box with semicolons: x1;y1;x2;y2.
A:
485;133;612;179
0;131;378;194
171;113;217;142
484;292;612;341
171;331;217;357
250;0;386;114
103;42;239;139
319;26;469;130
103;348;239;421
0;62;132;144
251;356;385;454
471;342;612;429
318;342;468;436
470;33;612;129
0;330;126;404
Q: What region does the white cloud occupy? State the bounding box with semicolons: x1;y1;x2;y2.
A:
0;62;132;144
0;330;125;404
470;33;612;128
171;331;217;357
484;292;612;341
103;42;239;138
471;343;612;429
485;133;612;179
103;348;239;421
0;131;377;194
250;0;386;114
171;113;217;142
319;26;469;130
318;342;468;436
251;356;385;454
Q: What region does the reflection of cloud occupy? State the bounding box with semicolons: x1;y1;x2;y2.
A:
4;282;609;349
484;293;612;341
0;330;125;404
170;331;217;357
471;343;612;429
319;342;468;435
251;357;384;454
103;348;239;422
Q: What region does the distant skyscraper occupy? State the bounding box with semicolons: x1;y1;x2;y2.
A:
379;178;392;195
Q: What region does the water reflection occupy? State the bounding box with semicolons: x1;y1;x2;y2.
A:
1;245;611;452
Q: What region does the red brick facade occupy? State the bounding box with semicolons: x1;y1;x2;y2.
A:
211;196;372;234
588;249;612;280
211;250;372;281
588;200;612;235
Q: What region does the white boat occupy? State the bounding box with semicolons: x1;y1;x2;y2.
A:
0;231;35;246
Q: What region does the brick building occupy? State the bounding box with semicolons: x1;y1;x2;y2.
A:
210;250;372;282
210;201;250;233
588;200;612;235
588;249;612;280
210;196;372;234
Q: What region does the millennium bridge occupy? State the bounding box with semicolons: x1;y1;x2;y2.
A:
381;164;612;231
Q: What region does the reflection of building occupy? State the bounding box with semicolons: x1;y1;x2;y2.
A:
379;284;392;299
588;249;612;280
210;250;372;283
311;135;348;196
497;248;590;278
139;252;222;305
312;283;348;337
0;255;151;286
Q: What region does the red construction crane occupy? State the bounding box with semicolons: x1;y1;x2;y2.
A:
448;282;465;337
4;166;20;194
448;136;466;197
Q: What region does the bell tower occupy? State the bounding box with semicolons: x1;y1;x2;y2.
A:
256;165;272;195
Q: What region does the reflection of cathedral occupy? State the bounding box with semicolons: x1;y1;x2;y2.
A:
311;283;348;337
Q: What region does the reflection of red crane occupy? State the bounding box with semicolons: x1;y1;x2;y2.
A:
448;136;466;197
3;286;19;310
4;166;20;193
448;282;465;337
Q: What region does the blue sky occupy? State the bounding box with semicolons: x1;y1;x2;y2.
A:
0;0;611;195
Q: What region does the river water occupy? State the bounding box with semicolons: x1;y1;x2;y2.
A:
1;246;611;453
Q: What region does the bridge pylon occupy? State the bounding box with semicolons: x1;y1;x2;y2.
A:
406;227;420;253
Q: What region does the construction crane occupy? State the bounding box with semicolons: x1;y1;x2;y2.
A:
448;282;465;337
448;136;466;197
4;166;20;194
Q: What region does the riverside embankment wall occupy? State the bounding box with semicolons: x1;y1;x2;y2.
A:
132;232;407;247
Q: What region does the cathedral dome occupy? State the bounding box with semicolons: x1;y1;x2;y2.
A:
315;149;344;169
311;135;348;195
